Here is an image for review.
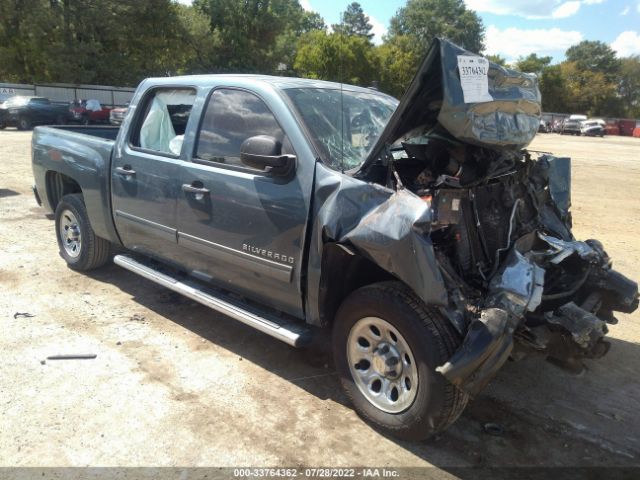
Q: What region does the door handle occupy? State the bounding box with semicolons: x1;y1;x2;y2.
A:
115;166;136;176
182;184;210;195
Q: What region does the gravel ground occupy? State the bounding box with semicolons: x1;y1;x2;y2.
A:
1;130;639;470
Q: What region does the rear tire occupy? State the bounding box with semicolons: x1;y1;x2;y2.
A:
55;194;110;271
332;281;468;441
0;121;6;130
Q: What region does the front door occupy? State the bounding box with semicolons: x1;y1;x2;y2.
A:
176;88;309;317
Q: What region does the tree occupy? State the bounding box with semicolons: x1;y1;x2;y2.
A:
566;40;620;83
376;0;484;98
294;30;378;86
376;35;421;98
0;0;186;85
300;11;326;33
173;3;222;75
332;2;373;41
388;0;485;57
560;61;619;116
486;54;507;67
194;0;315;73
539;65;567;113
514;53;552;75
618;56;640;118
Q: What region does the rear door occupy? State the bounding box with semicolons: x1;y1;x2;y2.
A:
176;87;311;317
111;87;197;261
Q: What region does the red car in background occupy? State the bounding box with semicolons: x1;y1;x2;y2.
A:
69;99;112;125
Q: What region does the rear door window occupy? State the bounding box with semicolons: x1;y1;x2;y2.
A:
131;88;196;156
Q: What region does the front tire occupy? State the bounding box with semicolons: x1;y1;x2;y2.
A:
55;194;110;271
332;282;468;441
17;117;31;130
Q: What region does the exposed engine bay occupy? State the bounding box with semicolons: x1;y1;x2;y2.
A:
380;133;638;394
350;38;639;394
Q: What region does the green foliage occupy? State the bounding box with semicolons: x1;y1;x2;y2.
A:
1;0;637;119
388;0;485;56
559;61;619;117
372;0;485;97
332;2;374;41
194;0;313;73
486;54;507;67
515;53;552;75
376;35;421;98
566;40;620;83
293;30;378;86
618;56;640;118
0;0;186;85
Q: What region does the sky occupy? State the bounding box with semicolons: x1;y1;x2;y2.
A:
179;0;640;63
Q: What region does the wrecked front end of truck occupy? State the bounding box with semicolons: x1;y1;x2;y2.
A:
326;38;639;396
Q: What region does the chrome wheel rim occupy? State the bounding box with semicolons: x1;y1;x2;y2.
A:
347;317;419;413
59;209;82;258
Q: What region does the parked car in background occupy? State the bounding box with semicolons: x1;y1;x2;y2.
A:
109;103;128;125
0;96;70;130
551;119;564;133
69;99;112;125
560;114;587;135
538;120;550;133
581;119;605;137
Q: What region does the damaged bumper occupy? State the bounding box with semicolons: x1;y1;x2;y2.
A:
438;231;638;395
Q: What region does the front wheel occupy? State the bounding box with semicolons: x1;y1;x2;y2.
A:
332;282;468;441
55;194;111;271
17;117;31;130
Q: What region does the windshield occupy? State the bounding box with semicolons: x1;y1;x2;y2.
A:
285;88;398;171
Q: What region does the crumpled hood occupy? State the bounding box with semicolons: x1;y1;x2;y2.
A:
361;38;541;173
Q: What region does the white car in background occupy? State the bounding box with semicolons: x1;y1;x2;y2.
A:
581;118;606;137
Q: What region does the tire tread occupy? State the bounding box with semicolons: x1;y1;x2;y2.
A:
334;281;468;439
55;194;110;271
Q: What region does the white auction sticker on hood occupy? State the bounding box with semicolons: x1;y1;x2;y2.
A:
457;55;493;104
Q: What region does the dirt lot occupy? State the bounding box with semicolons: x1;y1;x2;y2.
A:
1;130;639;470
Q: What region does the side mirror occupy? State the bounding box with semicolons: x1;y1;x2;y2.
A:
240;135;295;175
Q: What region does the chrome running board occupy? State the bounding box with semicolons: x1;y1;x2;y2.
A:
113;254;312;347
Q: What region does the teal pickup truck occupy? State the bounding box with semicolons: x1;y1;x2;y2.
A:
31;39;637;441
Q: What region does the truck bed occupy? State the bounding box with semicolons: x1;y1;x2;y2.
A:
31;125;120;244
45;125;120;141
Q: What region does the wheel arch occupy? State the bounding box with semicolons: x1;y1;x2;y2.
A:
316;243;398;328
45;170;82;211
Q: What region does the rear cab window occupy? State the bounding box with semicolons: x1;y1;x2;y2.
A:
194;88;293;169
131;88;196;157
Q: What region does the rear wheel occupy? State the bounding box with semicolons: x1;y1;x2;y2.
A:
55;194;110;271
333;281;468;441
0;121;6;129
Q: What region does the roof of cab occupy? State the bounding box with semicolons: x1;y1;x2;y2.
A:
141;74;391;97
